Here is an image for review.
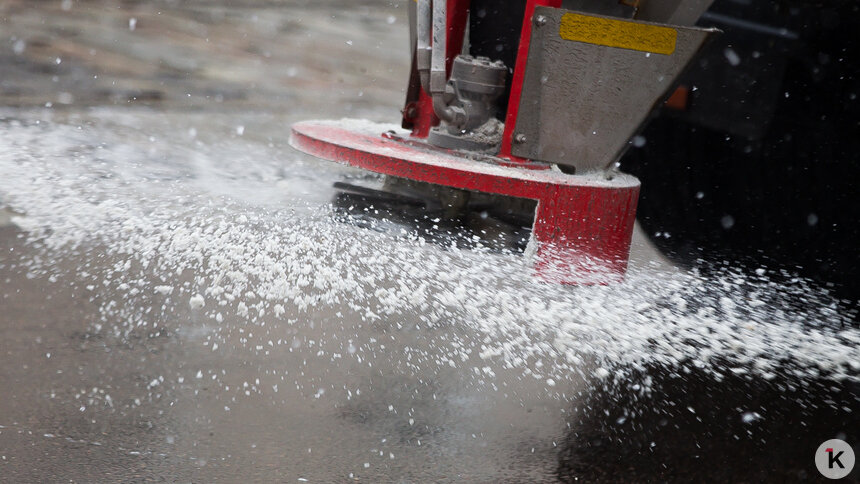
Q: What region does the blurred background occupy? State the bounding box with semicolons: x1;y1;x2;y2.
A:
1;1;858;482
1;0;408;116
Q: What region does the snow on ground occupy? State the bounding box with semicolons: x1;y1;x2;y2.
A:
0;109;857;394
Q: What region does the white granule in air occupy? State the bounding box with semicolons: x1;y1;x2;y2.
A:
0;112;857;391
189;294;205;309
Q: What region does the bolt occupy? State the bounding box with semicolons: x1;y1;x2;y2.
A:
514;133;527;144
534;15;547;27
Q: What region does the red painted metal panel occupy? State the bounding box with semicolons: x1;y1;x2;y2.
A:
291;120;640;284
499;0;563;161
445;0;470;73
410;90;436;138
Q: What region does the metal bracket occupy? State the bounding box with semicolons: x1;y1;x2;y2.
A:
512;7;717;172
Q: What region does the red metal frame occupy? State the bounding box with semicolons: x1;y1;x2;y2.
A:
499;0;563;161
291;121;640;284
410;90;436;138
292;1;642;284
411;0;562;162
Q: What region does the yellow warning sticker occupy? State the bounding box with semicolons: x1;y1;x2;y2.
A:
559;13;677;55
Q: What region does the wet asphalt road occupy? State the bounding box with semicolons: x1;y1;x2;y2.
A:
1;1;858;482
1;213;856;483
0;223;567;482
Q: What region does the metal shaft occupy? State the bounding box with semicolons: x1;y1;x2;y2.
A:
416;0;431;91
429;0;464;125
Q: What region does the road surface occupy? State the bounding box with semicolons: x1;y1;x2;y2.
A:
0;1;857;482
